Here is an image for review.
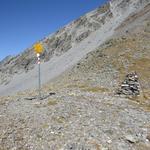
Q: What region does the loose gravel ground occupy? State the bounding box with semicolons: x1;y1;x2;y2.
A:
0;88;150;150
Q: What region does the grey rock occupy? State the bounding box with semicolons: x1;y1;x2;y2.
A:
24;97;36;100
125;135;139;143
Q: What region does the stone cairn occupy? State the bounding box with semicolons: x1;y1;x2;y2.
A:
116;72;140;96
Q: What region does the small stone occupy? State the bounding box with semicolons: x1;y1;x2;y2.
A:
125;135;138;143
146;139;149;142
49;92;56;96
107;139;112;144
146;134;150;142
34;102;42;105
25;97;36;100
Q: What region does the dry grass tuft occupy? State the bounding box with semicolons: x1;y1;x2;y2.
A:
82;86;109;93
47;99;58;106
52;116;66;124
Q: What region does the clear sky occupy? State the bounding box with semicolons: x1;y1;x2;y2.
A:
0;0;107;60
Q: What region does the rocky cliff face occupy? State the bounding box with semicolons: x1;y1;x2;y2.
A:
0;0;149;94
0;2;112;79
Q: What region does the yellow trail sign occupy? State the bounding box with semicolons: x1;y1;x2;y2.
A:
34;43;44;54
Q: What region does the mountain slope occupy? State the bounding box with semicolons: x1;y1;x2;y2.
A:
47;3;150;101
0;0;149;96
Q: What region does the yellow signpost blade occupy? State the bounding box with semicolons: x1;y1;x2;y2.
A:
34;43;44;54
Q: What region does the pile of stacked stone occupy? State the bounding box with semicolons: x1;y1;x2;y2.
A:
117;72;140;96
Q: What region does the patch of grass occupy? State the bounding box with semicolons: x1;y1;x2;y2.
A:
128;95;145;103
36;133;42;139
129;58;150;80
136;142;150;150
143;90;150;100
119;121;126;128
142;105;150;112
66;84;88;89
97;3;110;14
147;21;150;27
42;123;49;129
47;99;58;106
53;116;66;124
0;100;6;105
82;86;109;93
128;95;150;112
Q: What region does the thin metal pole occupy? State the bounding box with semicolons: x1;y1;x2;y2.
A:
37;53;41;100
38;62;41;99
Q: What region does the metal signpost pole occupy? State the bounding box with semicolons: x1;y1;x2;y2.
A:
37;53;41;100
34;43;44;100
39;60;41;99
38;54;41;99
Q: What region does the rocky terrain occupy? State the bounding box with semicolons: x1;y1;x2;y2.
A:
0;0;150;149
0;0;149;95
0;88;150;150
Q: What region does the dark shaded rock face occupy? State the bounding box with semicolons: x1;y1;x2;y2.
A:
75;31;91;43
116;72;140;96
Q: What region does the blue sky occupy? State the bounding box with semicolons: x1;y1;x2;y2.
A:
0;0;107;60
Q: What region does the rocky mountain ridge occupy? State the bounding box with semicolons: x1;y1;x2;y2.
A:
0;0;149;95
